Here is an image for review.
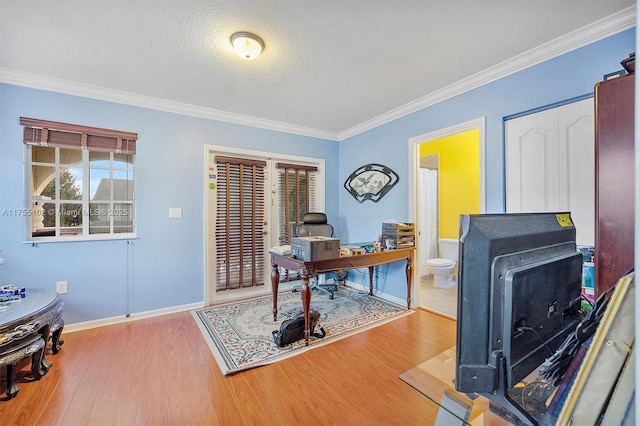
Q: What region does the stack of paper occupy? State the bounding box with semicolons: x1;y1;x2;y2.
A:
269;245;291;255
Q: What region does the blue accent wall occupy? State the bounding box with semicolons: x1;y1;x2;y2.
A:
0;86;339;323
338;28;635;298
0;28;635;322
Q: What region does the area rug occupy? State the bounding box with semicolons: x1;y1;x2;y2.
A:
192;285;413;375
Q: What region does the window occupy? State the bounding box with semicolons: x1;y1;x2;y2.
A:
22;117;137;241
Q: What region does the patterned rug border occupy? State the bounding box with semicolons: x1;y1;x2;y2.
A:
192;286;414;375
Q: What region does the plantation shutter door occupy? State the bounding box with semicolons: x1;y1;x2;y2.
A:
215;156;267;290
275;162;319;282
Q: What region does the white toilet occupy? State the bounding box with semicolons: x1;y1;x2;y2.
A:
426;238;459;288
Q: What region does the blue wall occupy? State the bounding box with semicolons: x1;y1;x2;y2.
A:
0;28;635;322
0;86;339;323
338;28;635;298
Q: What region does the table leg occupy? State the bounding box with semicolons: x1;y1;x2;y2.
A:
30;337;46;379
271;261;280;321
300;273;312;346
368;266;375;295
51;325;64;355
39;324;52;373
5;363;19;399
405;252;414;309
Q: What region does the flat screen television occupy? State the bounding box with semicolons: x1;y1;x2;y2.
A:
454;212;583;425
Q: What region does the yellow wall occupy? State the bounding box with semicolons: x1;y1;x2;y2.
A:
420;129;481;238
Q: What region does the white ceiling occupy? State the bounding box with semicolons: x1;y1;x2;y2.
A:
0;1;635;140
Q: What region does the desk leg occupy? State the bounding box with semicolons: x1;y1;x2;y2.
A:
300;272;312;346
368;266;375;295
405;253;414;309
271;261;280;321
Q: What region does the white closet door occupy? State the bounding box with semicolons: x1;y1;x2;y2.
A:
505;98;594;246
559;99;595;246
506;107;559;212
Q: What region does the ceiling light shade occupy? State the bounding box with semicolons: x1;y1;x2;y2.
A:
230;32;264;60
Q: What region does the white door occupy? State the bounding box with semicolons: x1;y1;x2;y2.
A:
204;146;325;304
505;98;594;246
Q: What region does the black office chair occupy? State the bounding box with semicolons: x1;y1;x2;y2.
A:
293;213;340;299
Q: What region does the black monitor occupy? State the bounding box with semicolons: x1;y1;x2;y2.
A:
454;213;583;425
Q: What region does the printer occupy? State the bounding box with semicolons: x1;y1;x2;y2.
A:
291;236;341;261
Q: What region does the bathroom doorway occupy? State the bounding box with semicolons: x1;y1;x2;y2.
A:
408;118;486;318
419;156;458;316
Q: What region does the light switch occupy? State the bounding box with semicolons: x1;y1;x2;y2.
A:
56;281;68;294
169;208;182;219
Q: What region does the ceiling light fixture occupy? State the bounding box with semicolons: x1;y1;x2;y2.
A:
230;32;264;60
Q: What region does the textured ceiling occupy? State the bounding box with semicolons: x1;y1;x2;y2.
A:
0;1;635;140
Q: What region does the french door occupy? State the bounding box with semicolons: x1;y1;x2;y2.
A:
205;146;324;304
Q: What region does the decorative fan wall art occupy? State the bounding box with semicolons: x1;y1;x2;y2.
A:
344;163;399;203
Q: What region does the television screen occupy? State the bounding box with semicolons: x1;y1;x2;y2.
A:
454;213;583;423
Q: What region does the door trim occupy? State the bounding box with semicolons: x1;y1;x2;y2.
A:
203;144;325;305
407;117;486;309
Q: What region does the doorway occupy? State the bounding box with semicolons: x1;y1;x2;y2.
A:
203;145;325;305
408;118;486;317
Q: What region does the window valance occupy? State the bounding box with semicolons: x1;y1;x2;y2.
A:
276;162;318;172
20;117;137;154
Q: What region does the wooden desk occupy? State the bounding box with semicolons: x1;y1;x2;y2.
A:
0;289;64;399
270;247;414;345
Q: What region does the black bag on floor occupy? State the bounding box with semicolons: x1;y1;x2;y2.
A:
272;311;326;347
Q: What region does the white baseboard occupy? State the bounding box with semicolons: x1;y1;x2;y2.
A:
342;280;408;307
63;301;204;334
64;280;408;334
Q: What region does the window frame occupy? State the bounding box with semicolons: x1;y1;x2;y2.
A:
203;144;325;304
22;118;137;243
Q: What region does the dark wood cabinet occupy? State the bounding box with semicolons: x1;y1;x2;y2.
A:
594;72;635;298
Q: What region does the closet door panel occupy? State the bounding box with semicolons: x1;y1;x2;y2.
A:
506;98;594;246
506;108;558;212
560;98;595;246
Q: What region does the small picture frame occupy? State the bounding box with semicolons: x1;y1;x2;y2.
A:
344;163;399;203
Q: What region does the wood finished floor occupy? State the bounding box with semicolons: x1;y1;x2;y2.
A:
0;307;456;426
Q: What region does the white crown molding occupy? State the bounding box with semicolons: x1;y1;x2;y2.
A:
0;68;340;142
338;6;636;141
0;6;634;143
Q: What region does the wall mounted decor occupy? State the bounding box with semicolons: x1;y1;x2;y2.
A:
344;163;399;203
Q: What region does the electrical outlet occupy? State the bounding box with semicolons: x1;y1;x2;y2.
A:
56;281;68;294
